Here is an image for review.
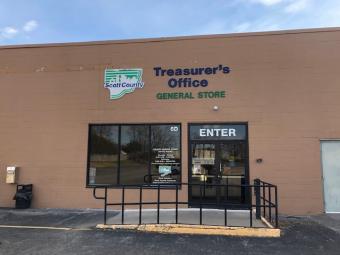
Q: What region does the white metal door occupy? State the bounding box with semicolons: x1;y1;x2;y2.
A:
321;141;340;213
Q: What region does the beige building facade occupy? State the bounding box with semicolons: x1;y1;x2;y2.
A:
1;27;340;215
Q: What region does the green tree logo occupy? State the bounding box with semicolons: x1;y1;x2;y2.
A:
104;69;144;99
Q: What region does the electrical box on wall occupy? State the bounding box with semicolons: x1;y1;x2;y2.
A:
6;166;17;184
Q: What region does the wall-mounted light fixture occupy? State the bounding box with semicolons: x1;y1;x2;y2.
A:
213;105;219;111
256;158;263;164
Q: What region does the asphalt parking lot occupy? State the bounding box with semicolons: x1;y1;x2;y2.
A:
0;209;339;255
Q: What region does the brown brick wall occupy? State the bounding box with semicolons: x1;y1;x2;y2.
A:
1;28;340;214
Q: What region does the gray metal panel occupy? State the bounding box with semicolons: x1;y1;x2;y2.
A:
321;141;340;213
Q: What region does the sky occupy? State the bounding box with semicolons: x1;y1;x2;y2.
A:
0;0;340;45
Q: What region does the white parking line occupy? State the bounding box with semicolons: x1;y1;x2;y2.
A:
0;225;91;231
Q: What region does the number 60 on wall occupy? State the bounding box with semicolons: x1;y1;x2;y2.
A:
170;126;179;132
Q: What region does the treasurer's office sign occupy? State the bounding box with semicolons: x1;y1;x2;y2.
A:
104;68;144;99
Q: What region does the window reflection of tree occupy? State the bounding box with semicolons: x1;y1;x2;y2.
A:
91;126;118;155
121;126;149;164
89;126;119;185
151;126;176;148
151;126;180;159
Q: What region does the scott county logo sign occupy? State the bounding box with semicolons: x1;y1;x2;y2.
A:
104;68;144;99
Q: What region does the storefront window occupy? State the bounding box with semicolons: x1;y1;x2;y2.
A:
87;124;181;186
120;125;149;185
151;125;181;184
88;126;119;185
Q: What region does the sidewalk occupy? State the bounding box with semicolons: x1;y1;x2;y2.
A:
0;208;340;255
309;214;340;234
0;208;266;228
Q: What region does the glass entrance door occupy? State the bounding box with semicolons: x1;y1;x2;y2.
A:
190;143;218;203
189;141;247;206
218;142;246;204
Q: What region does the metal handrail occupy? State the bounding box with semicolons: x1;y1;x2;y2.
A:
92;179;279;228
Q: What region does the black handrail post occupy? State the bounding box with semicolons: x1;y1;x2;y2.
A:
262;182;266;218
157;184;160;224
121;187;125;224
199;184;203;225
254;179;261;219
224;207;227;226
175;184;179;224
139;186;142;225
104;187;107;225
275;185;279;228
226;177;229;200
268;185;272;224
250;207;253;227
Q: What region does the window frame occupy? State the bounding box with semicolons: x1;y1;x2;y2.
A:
86;123;182;188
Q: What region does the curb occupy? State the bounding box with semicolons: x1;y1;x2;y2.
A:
97;224;281;237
